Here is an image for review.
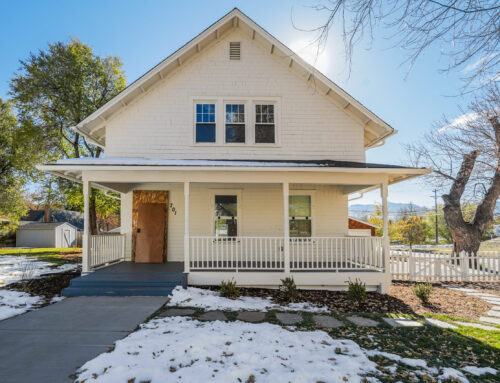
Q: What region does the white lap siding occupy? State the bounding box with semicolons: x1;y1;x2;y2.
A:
104;29;365;162
121;184;348;262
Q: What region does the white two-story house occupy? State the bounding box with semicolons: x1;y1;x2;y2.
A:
40;8;429;296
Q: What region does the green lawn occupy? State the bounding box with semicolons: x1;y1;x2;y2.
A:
0;248;81;266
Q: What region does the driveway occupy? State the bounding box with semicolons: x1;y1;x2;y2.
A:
0;296;167;383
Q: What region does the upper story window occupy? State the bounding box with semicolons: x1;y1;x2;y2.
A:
255;104;275;143
195;103;216;143
225;104;245;143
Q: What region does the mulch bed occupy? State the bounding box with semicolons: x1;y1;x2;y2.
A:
6;270;81;301
443;281;500;295
54;252;82;263
203;282;491;320
390;282;490;320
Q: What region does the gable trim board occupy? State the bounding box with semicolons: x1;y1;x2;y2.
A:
72;8;395;149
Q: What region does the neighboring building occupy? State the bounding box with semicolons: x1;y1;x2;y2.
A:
20;209;84;230
348;217;378;237
40;9;430;295
16;222;78;248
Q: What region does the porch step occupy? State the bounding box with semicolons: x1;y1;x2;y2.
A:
62;286;175;297
62;269;187;297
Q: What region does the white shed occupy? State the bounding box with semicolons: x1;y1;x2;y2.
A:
16;222;78;248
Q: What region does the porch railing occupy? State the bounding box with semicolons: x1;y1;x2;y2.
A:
89;234;125;269
189;236;384;272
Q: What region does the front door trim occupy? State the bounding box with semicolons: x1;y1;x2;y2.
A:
132;190;168;262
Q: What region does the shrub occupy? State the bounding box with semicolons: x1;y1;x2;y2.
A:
414;283;433;304
346;278;366;302
280;277;298;302
220;279;240;299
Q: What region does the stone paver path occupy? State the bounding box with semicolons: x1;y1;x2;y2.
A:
237;311;266;323
313;315;343;328
199;311;227;321
454;321;499;331
159;308;195;317
346;316;379;327
275;313;302;325
446;286;500;327
383;317;423;328
424;318;457;329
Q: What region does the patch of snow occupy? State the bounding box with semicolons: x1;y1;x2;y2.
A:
367;350;431;370
462;366;498;376
0;255;78;286
50;296;65;304
438;367;468;383
75;317;379;383
0;289;42;321
168;286;329;312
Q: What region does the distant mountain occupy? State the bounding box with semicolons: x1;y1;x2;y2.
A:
349;202;428;218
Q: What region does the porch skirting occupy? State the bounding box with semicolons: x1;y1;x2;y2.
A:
188;271;391;293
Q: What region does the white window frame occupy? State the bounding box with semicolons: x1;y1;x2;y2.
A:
210;189;242;237
289;190;316;237
191;97;280;147
192;100;218;145
254;102;277;145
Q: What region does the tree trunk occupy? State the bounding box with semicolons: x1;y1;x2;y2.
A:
89;191;98;235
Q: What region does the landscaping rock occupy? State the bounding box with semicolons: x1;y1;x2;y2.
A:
159;308;195;317
237;311;266;322
480;316;500;325
454;321;499;331
313;315;343;328
198;310;227;321
275;313;302;325
424;318;457;329
346;316;379;327
486;310;500;318
382;317;423;328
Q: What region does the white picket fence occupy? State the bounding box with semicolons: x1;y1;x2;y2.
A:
390;250;500;282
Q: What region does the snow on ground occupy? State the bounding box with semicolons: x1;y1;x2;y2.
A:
462;366;498;376
0;255;78;321
0;255;78;286
75;317;379;383
0;289;43;321
168;286;329;312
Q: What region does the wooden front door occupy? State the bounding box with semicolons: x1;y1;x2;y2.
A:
135;202;165;263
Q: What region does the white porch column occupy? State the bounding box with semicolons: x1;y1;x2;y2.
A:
184;181;190;273
381;181;389;272
283;182;290;274
82;178;90;273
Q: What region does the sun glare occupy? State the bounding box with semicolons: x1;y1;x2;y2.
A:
289;39;331;73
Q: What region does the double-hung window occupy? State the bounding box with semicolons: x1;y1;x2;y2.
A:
195;103;216;143
289;195;311;237
215;195;238;237
255;104;275;143
225;104;245;143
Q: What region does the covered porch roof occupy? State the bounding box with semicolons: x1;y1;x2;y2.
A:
38;157;431;195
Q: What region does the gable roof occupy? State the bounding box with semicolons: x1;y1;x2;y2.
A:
348;217;379;228
20;209;84;230
74;8;396;149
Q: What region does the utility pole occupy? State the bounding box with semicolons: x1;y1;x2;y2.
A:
431;189;439;245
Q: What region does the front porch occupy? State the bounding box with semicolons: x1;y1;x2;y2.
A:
38;159;430;294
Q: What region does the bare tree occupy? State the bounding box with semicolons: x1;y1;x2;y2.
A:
301;1;499;90
407;84;500;254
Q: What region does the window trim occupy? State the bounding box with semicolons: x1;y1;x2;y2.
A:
254;103;277;144
193;100;217;145
224;102;247;145
191;97;280;147
210;189;242;237
289;190;315;237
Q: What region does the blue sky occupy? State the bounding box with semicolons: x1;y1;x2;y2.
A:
0;0;473;207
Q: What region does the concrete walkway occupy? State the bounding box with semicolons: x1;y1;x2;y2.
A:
0;296;167;383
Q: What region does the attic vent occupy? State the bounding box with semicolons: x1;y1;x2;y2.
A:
229;42;241;60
